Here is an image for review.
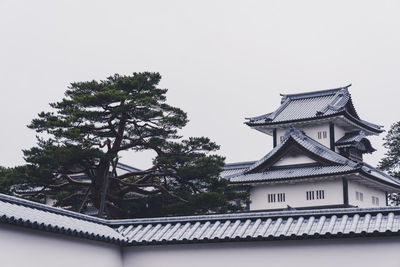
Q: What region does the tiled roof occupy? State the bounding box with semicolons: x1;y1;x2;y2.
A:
245;86;382;133
335;131;376;151
114;206;400;245
229;165;356;183
0;194;125;244
222;128;400;188
246;128;358;174
3;192;400;246
361;163;400;186
221;161;255;179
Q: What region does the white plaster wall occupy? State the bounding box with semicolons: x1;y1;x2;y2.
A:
276;124;331;148
334;125;346;153
276;128;288;144
0;224;122;267
123;237;400;267
348;180;387;208
250;179;343;210
334;125;346;142
273;153;316;166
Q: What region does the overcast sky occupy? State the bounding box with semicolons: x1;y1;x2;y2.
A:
1;0;399;169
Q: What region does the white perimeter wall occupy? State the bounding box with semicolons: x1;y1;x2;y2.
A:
123;237;400;267
0;224;122;267
348;180;387;208
250;179;343;210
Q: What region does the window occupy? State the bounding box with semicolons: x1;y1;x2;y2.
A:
307;190;325;200
317;131;327;139
268;194;275;203
280;136;284;143
268;193;285;203
372;196;379;206
316;190;325;199
356;191;364;201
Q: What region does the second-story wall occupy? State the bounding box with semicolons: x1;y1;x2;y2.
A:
250;179;344;210
276;124;331;148
275;123;350;152
347;180;387;208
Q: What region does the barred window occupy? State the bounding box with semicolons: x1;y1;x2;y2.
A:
277;193;286;202
307;190;325;200
316;190;325;199
268;193;285;203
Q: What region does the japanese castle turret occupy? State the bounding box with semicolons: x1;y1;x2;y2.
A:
222;85;400;211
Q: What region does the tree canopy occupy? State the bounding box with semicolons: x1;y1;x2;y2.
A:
379;121;400;204
4;72;248;218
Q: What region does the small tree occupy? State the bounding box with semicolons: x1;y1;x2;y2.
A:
379;121;400;205
19;72;247;218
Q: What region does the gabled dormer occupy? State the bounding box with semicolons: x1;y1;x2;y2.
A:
245;128;356;174
335;131;376;163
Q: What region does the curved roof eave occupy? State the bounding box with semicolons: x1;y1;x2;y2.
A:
230;168;360;185
246;111;383;134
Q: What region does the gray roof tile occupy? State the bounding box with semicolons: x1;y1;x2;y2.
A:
245;86;382;133
222;128;400;188
0;194;125;243
115;206;400;245
229;165;355;183
335;131;376;152
246;128;358;174
4;192;400;246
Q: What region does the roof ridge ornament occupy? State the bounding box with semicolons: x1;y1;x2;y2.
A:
316;86;351;116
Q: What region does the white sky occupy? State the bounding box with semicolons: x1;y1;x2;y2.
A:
1;0;399;169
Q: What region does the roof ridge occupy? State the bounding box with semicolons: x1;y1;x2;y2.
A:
110;205;400;225
223;161;256;169
280;84;351;102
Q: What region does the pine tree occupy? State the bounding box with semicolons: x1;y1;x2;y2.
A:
15;72;247;218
